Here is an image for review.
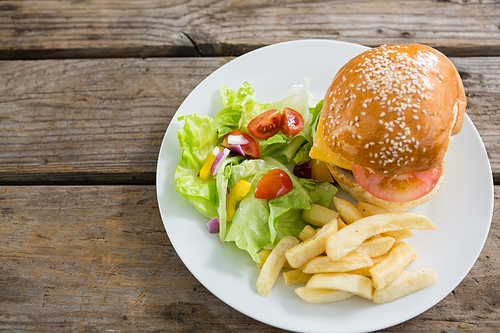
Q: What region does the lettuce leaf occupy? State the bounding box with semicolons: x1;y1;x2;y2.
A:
274;98;323;164
174;81;338;263
174;114;220;218
217;82;268;138
222;156;324;261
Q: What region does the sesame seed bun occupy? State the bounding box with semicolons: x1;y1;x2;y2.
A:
314;44;466;210
322;44;466;177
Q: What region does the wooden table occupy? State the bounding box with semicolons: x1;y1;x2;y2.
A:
0;1;498;332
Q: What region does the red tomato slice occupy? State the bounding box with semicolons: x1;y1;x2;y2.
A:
223;131;260;159
281;107;304;136
248;109;282;139
255;169;293;199
351;164;442;203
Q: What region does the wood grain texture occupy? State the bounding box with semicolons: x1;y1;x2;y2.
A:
1;0;500;59
0;185;498;332
0;56;499;184
0;57;230;184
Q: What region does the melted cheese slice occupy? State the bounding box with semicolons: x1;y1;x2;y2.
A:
309;117;352;170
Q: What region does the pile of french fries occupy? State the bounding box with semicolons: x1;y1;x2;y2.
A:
256;197;439;305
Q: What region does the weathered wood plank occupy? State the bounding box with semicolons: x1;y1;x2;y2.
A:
0;57;230;184
1;0;500;59
0;185;498;332
0;56;499;184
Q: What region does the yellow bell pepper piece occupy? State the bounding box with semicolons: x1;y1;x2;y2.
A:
226;180;252;222
199;147;220;180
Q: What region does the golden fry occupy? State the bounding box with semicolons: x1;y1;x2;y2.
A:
370;241;417;290
382;229;413;242
326;212;436;261
299;225;316;241
303;252;373;274
356;236;395;258
356;202;390;217
373;269;439;304
295;287;354;304
286;221;338;268
306;273;373;300
334;197;364;224
283;269;313;286
301;204;339;227
256;236;299;296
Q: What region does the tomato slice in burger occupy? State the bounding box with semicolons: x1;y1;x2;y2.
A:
222;130;260;159
255;169;293;199
281;107;304;136
351;164;442;203
248;109;282;139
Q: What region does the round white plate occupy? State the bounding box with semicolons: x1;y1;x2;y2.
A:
156;40;494;333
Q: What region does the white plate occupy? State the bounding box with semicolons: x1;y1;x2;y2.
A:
156;40;494;333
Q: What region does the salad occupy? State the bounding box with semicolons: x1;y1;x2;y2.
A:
174;78;338;262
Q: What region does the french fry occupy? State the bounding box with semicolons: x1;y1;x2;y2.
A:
306;273;373;300
382;229;413;241
301;204;339;227
337;217;348;230
295;287;354;304
334;197;364;224
299;225;316;241
347;266;372;277
283;269;313;286
256;236;299;296
356;202;389;217
286;221;338;268
347;254;388;277
256;249;272;269
372;269;439;304
303;252;373;274
356;236;395;258
326;212;437;261
370;241;417;290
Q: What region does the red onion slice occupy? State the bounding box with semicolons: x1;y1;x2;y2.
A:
227;134;250;145
207;217;219;233
229;144;245;157
211;148;231;175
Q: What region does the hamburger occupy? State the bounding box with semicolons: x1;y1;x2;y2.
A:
310;44;467;211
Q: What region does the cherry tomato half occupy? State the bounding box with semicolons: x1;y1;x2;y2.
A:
222;130;260;159
351;164;442;203
281;107;304;136
248;109;282;139
255;169;293;199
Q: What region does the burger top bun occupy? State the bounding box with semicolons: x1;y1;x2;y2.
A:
322;44;466;177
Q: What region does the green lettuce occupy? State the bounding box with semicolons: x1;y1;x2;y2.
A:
174;114;219;218
216;82;268;138
274;98;323;164
174;80;339;263
219;156;337;262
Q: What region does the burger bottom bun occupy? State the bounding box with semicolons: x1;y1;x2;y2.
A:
326;164;444;212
